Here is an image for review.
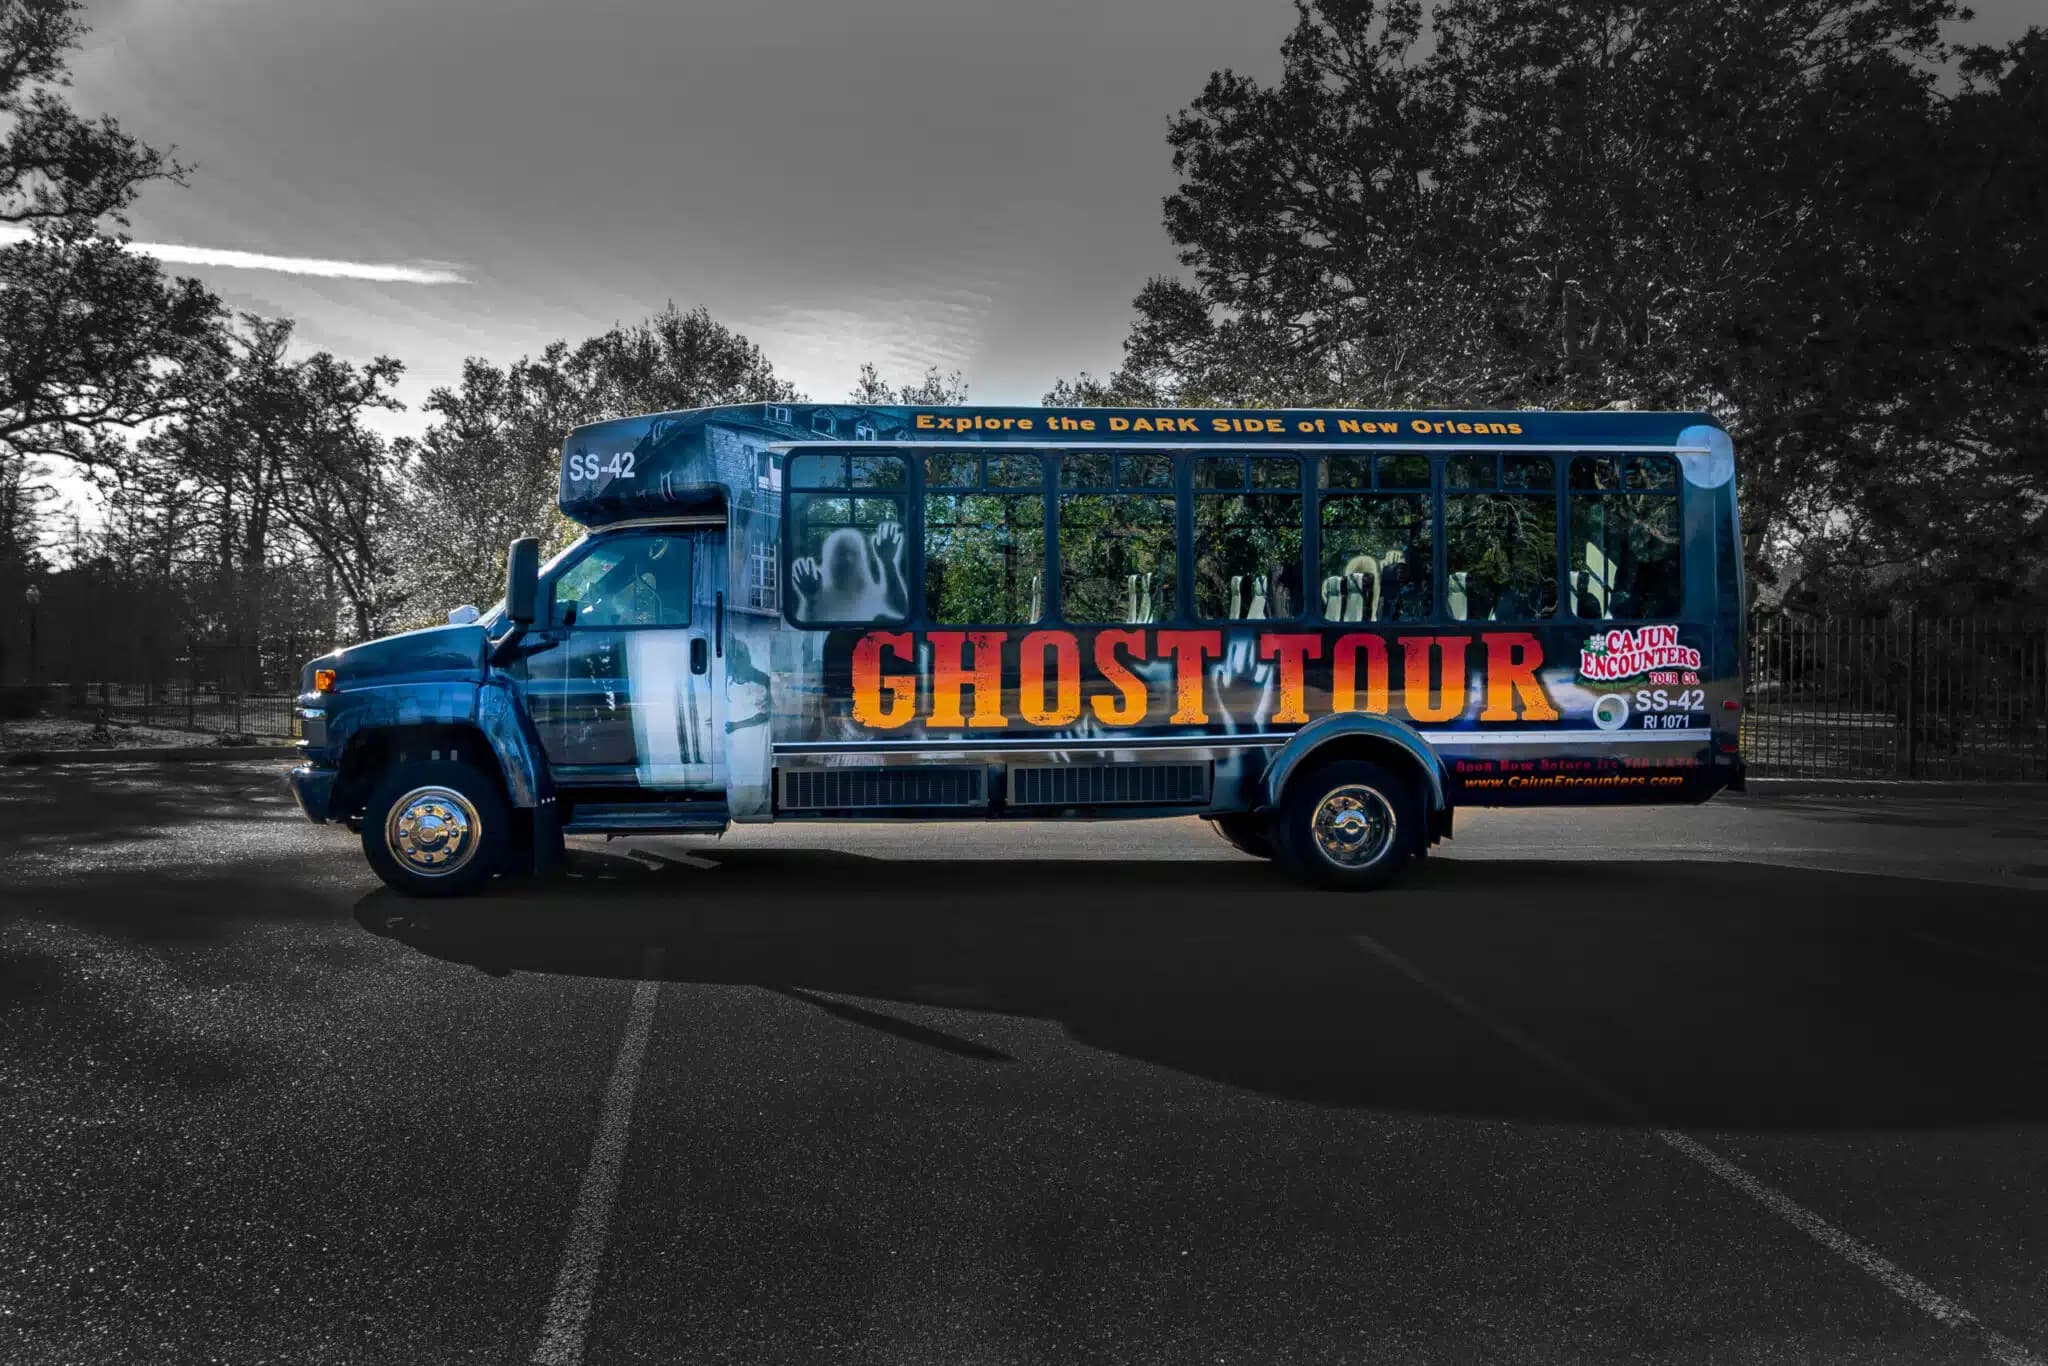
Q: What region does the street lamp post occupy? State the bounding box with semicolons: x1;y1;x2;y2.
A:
23;584;41;686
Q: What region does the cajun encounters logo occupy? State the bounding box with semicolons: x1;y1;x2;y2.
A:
1577;624;1702;687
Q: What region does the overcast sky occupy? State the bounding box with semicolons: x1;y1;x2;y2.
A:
66;0;2040;440
64;0;1298;433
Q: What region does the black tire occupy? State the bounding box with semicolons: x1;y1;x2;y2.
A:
1208;812;1276;860
361;758;509;898
1272;759;1423;892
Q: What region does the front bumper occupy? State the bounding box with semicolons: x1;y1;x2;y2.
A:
288;764;339;824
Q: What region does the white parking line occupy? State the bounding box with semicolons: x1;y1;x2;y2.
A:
1352;933;2042;1366
532;947;665;1366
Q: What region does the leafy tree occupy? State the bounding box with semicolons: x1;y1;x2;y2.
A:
388;306;803;623
850;362;969;405
1792;30;2048;605
0;0;222;467
570;302;798;418
1065;0;2046;600
390;350;584;620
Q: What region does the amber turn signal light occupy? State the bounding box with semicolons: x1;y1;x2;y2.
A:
313;669;336;692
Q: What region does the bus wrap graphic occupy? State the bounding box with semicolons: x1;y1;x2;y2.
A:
542;400;1735;817
840;626;1563;733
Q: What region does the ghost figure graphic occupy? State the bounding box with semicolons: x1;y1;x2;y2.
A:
790;521;908;623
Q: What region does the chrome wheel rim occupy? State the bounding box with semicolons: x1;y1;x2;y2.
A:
1310;785;1397;870
385;785;480;877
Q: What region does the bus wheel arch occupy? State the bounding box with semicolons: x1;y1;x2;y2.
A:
333;723;511;823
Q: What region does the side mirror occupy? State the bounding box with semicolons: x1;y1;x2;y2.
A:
447;604;480;626
506;538;540;625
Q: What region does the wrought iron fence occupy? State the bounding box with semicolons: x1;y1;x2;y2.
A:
3;680;300;743
1744;611;2048;780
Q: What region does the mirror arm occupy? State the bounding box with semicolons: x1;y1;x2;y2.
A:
488;623;527;667
490;624;566;667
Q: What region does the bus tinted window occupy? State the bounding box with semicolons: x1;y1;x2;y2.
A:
924;454;1046;624
1320;494;1432;622
1445;453;1559;621
1118;452;1174;489
1323;455;1372;489
789;453;846;488
924;452;977;487
1060;492;1176;623
788;453;908;625
1445;453;1496;490
1195;457;1303;620
1569;455;1681;619
850;453;906;488
1058;452;1113;488
553;534;692;629
1376;454;1430;490
1195;456;1244;490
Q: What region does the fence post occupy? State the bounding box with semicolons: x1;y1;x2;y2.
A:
1900;606;1918;779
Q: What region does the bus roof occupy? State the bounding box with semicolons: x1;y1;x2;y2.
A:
557;402;1730;527
565;402;1724;452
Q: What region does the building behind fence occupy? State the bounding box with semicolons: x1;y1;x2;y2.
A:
5;612;2047;776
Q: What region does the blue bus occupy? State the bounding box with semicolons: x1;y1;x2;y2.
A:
288;403;1745;895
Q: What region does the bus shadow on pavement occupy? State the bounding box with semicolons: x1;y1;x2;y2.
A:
354;846;2048;1133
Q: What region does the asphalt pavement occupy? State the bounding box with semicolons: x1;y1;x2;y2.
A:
4;761;2047;1364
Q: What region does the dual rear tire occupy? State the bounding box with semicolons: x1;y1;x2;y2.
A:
1218;760;1424;891
1275;759;1423;890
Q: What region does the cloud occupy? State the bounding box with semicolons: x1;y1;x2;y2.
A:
0;226;468;284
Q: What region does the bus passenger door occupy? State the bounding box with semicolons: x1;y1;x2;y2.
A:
526;528;727;796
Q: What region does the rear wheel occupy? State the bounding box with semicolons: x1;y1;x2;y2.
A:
1208;812;1275;860
1273;759;1422;892
361;758;508;897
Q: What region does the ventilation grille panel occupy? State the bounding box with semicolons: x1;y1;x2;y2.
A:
779;766;986;811
1009;762;1211;807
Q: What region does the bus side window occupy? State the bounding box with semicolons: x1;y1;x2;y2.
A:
1318;455;1433;623
923;452;1047;625
1194;455;1304;621
785;452;908;625
1569;455;1681;620
1058;451;1176;623
1443;453;1560;622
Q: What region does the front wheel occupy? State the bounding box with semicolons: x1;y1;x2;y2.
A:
361;759;508;897
1273;759;1422;892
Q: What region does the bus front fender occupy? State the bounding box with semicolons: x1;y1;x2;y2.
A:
477;676;551;810
1259;713;1449;814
